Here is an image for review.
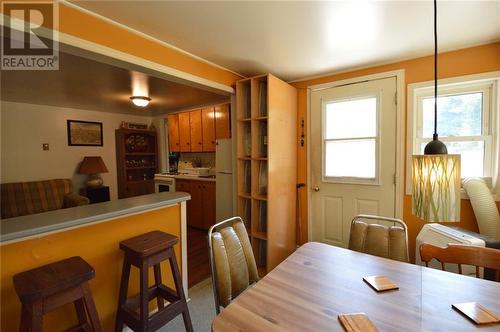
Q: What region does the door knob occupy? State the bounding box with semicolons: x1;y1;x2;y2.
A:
313;186;320;192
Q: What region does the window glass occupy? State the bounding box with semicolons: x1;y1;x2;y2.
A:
325;139;375;178
420;141;484;177
325;98;377;139
422;92;482;138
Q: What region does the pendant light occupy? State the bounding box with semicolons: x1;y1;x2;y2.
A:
411;0;461;222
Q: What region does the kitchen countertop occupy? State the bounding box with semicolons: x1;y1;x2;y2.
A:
0;192;191;244
157;174;216;182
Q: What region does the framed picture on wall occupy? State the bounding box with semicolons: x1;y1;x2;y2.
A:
67;120;103;146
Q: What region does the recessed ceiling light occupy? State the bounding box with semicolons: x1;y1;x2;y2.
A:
130;96;151;107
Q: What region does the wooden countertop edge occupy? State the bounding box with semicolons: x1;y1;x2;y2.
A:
0;192;191;245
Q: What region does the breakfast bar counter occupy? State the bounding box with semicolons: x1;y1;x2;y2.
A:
0;192;190;331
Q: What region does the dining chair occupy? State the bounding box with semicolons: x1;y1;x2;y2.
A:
419;243;500;281
208;216;259;314
348;214;409;262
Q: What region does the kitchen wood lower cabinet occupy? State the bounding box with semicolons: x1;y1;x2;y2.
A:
176;179;216;230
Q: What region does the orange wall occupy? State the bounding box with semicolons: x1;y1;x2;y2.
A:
292;42;500;261
55;3;242;87
0;205;182;331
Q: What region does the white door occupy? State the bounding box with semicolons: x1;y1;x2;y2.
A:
310;77;397;247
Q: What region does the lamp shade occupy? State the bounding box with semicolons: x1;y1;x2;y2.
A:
411;154;460;222
78;156;109;174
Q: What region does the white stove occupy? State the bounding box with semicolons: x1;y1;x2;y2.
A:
154;173;176;193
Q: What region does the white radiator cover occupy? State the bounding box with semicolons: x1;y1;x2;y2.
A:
416;224;485;277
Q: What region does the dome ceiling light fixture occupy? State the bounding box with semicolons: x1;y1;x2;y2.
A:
130;96;151;107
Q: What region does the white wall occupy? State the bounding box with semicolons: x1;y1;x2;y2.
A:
0;101;152;200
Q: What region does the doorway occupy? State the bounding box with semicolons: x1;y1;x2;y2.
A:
309;76;401;247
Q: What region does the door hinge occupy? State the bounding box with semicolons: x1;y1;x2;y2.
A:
394;91;397;105
393;174;397;184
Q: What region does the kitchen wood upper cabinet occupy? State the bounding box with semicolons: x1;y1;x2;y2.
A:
178;112;191;152
202;107;216;152
190;110;203;152
167;113;180;152
215;103;231;139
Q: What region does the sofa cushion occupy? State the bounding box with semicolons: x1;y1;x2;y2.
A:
1;179;74;219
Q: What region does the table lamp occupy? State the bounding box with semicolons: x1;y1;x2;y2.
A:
78;156;109;188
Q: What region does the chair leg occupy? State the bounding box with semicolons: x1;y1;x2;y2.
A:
153;264;164;310
115;256;131;332
74;298;88;327
168;248;193;332
140;262;149;331
81;283;103;332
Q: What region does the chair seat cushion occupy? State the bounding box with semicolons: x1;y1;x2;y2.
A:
13;256;95;303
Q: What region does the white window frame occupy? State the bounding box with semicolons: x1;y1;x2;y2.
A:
406;71;500;200
322;93;381;185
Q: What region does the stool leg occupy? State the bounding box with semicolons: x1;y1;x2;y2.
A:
74;298;88;327
30;300;43;332
115;256;131;332
140;262;149;331
19;304;30;332
168;248;193;332
153;264;164;310
81;283;103;332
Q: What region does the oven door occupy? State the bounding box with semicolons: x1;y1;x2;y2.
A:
155;177;176;193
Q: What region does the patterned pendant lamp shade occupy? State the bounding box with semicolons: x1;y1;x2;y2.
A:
411;154;461;222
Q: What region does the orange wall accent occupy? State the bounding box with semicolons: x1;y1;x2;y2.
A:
56;3;242;87
292;42;500;261
0;205;182;331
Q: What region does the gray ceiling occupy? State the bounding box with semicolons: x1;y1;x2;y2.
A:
0;47;230;116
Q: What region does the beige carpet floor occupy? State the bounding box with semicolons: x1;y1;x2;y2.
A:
159;278;215;332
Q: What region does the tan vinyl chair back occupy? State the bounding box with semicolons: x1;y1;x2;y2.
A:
420;243;500;281
208;216;259;314
349;214;409;262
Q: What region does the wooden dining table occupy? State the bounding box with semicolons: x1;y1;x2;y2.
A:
212;242;500;331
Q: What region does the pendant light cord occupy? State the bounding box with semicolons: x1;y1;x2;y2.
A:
433;0;438;140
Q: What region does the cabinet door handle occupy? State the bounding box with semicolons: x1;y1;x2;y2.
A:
187;142;190;145
199;142;202;145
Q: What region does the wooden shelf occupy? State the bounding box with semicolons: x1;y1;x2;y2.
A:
125;152;156;156
236;74;296;273
125;166;156;170
116;128;158;198
252;231;267;240
252;194;267;201
252;116;268;121
126;179;154;184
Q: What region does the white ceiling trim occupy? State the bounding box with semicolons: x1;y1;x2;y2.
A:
288;39;500;84
60;0;246;79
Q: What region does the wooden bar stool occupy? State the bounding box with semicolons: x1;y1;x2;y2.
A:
13;256;103;332
115;231;192;332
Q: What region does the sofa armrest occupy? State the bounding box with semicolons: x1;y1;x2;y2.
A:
63;192;90;208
